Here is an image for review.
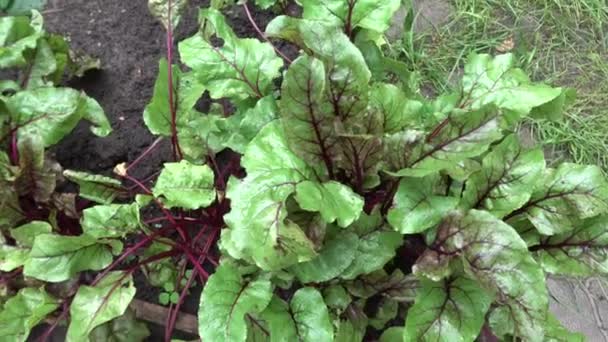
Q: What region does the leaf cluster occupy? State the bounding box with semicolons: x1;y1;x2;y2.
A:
1;2;606;342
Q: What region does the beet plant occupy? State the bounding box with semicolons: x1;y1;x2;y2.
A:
1;1;607;342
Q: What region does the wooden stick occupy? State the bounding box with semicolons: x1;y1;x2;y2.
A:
130;298;198;335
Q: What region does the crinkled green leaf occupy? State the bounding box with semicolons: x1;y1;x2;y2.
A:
356;39;416;93
81;203;141;239
198;263;273;342
294;180;364;227
260;296;298;342
152;160;215;209
512;163;608;235
268;17;371;130
66;272;136;342
14;134;58;202
489;308;584;342
179;9;282;100
370;83;423;133
10;220;51;246
64;170;124;204
143;58;205;136
543;313;585;342
531;216;608;276
222;96;278;153
426;210;548;340
291;232;358;283
299;0;401;34
80;95;112;137
23;234;116;282
260;289;333;342
289;288;333;341
335;319;365;342
0;14;42;68
7;87;111;147
26;38;56;88
369;298;398;329
342;210;403;279
387;175;459;234
0;182;23;229
254;0;276;9
0;243;28;271
338;132;384;191
379;326;404;342
404;276;492;342
386;106;503;177
278;54;337;172
1;220;56;272
530;88;576;121
345;269;418;301
148;0;188;31
89;309;150;342
0;287;59;342
221;121;317;270
462;134;545;218
461;53;564;122
322;285;351;310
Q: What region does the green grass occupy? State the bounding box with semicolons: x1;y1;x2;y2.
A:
392;0;608;170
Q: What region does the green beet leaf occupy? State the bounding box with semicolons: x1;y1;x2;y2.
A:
278;54;338;172
531;215;608;276
0;287;59;342
89;309;150;342
461;53;565;122
198;263;273;342
512;163;608;235
261;288;333;342
462;134;545;218
6;87;111;147
179;9;282;101
0;243;28;271
370;83;424;133
221;121;317;270
81;203;141;239
386;105;503;177
543;313;586;342
290;232;358;283
148;0;187;31
342;209;403;279
268;17;371;130
404;276;492;342
294;180;364;227
322;285;352;311
369;297;398;329
379;327;404;342
299;0;401;35
143;58;205;136
14;135;58;203
0;13;42;68
334;319;365;342
152;160;216;209
23;234;117;282
426;210;549;340
63;170;124;204
254;0;277;9
10;220;52;246
66;272;136;342
0;181;23;229
387;174;459;234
